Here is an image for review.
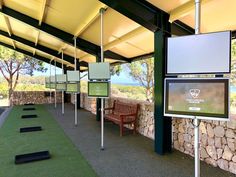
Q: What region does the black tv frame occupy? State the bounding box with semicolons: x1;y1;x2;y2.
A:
164;78;229;120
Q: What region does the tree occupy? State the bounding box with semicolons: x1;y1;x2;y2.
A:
126;58;154;102
0;46;47;105
231;40;236;85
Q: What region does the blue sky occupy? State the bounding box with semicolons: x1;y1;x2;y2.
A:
34;63;139;85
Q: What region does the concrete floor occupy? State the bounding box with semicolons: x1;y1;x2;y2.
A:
47;103;234;177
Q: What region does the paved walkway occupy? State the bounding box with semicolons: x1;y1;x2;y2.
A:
48;103;234;177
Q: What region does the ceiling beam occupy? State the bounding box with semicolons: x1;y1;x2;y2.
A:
73;4;107;37
171;20;194;35
0;6;128;61
39;0;48;26
35;30;40;46
169;0;212;23
3;15;16;49
99;0;166;32
0;30;88;67
0;29;75;64
100;0;196;36
0;41;68;69
3;15;12;36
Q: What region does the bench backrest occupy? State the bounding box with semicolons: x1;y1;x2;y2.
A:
113;100;139;116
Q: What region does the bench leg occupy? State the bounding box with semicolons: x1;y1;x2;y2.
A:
133;122;136;135
120;123;123;136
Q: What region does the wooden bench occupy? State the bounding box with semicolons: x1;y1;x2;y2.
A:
104;100;139;136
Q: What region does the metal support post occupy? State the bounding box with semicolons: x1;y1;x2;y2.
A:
194;1;201;177
74;38;78;126
49;60;52;103
62;51;64;115
100;7;105;150
54;60;57;108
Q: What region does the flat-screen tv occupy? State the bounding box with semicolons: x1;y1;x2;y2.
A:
167;31;231;75
164;78;229;120
56;83;66;91
88;62;110;80
56;74;67;82
66;83;80;93
88;81;110;98
67;71;80;82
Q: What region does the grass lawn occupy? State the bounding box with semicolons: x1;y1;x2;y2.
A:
0;105;97;177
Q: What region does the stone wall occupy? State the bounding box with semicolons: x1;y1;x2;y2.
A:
12;91;62;105
173;118;236;174
79;92;236;175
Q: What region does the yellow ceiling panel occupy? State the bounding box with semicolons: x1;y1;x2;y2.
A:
147;0;190;13
80;8;140;46
121;30;154;54
64;44;88;59
0;15;9;32
0;35;13;45
180;0;236;33
8;18;37;42
38;32;64;51
109;42;146;58
44;0;105;34
3;0;42;20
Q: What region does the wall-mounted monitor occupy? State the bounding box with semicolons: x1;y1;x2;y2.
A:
88;62;110;80
88;81;110;98
67;71;80;82
66;83;80;93
56;74;66;83
164;78;229;121
167;31;231;75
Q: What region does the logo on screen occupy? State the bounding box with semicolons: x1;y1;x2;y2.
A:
189;89;200;98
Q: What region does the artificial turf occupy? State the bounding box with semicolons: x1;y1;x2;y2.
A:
0;105;98;177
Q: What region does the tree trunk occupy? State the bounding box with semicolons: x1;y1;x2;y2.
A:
8;78;13;106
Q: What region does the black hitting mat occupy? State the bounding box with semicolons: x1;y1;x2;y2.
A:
21;114;38;119
23;108;36;111
15;151;51;164
24;103;35;105
20;126;42;133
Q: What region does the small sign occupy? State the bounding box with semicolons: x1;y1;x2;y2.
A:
66;83;80;93
88;81;110;98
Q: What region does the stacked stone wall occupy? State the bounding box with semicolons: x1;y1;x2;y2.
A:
12;91;62;105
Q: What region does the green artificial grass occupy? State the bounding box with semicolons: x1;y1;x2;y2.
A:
0;105;98;177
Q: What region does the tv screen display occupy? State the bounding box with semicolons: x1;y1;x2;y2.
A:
167;31;231;75
88;62;110;80
88;81;110;98
67;71;80;82
66;83;80;93
164;78;229;120
56;83;66;91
